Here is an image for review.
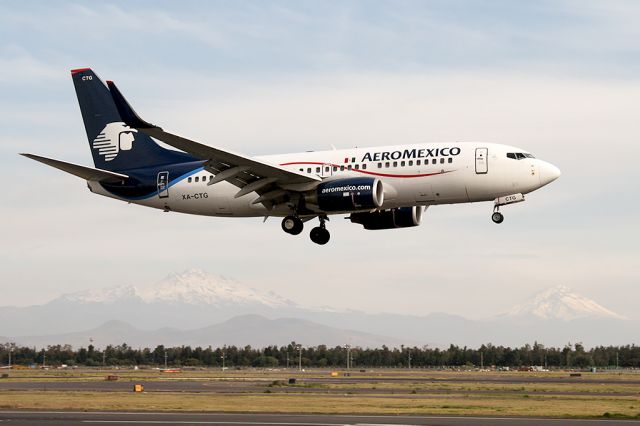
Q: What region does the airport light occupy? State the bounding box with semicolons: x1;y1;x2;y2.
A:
164;350;168;369
296;345;302;371
8;346;14;368
220;351;225;371
345;345;351;370
407;350;411;369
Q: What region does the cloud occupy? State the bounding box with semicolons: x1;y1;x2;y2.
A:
0;45;61;83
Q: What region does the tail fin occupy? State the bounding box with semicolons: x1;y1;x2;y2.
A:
71;68;193;171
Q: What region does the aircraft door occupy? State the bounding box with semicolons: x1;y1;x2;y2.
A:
157;171;169;198
475;148;488;174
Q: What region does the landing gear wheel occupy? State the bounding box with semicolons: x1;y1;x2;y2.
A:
491;212;504;224
281;215;303;235
310;227;330;245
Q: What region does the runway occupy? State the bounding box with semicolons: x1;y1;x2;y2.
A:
1;411;639;426
0;378;636;397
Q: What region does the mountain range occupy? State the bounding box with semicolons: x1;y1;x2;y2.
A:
1;270;636;348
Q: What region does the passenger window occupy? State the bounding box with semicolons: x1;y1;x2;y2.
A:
354;164;359;170
333;166;337;172
362;164;367;170
307;168;312;173
340;165;345;171
440;158;445;164
432;159;437;165
300;168;304;172
195;176;199;182
448;157;453;163
188;177;192;183
377;163;382;169
401;161;405;167
347;165;352;170
393;161;397;167
416;160;421;166
316;167;320;173
408;160;413;166
325;167;330;172
385;162;390;168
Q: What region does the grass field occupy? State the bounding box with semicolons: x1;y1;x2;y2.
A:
1;368;639;419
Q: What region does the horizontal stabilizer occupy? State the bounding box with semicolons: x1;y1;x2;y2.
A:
20;153;129;183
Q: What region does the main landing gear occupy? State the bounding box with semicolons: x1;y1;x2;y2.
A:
310;217;330;245
281;215;303;235
281;215;331;245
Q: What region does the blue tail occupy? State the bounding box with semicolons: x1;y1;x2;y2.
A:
71;68;195;172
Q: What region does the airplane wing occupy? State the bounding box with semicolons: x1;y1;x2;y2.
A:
20;153;128;183
107;81;320;208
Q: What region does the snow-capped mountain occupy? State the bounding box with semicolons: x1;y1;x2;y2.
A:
60;269;297;308
500;285;625;321
2;274;637;347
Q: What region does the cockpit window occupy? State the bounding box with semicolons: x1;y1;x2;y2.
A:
507;152;535;160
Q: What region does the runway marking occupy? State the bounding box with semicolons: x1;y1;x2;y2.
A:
82;422;340;425
2;412;639;424
83;423;412;426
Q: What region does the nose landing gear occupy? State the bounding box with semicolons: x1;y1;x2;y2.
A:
491;209;504;224
491;193;525;224
310;217;330;245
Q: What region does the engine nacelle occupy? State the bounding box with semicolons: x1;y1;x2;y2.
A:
350;206;424;230
310;177;384;212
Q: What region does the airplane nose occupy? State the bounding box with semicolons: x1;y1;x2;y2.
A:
539;162;561;187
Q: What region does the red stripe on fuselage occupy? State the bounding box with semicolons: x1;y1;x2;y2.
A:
279;161;454;178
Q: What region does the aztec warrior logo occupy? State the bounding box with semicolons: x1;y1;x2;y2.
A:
92;122;137;162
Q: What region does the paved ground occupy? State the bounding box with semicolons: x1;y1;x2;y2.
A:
1;411;639;426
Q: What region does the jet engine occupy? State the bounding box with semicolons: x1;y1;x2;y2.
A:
350;206;424;230
307;177;384;212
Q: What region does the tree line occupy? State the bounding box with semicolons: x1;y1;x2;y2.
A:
1;342;639;368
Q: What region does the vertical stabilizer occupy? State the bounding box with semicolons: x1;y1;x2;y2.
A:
71;68;193;171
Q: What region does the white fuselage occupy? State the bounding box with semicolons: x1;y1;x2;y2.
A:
88;142;560;217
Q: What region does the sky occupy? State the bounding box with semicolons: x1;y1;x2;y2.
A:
0;0;638;320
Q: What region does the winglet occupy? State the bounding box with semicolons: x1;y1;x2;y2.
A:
107;80;160;130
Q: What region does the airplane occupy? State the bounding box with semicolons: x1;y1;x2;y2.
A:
22;68;561;245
